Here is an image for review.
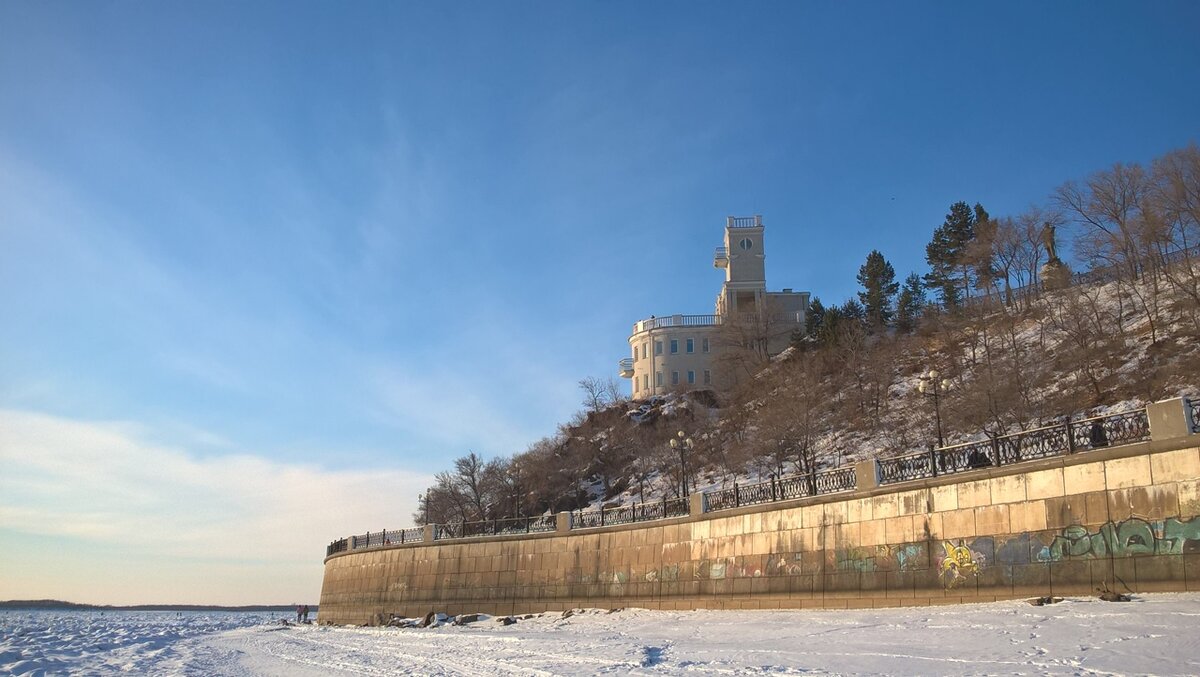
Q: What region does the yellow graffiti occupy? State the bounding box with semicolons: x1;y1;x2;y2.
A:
940;542;980;588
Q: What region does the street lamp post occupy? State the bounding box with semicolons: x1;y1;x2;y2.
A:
918;369;951;448
669;430;695;497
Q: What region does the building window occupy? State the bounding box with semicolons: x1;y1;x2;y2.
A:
632;346;637;360
686;338;694;353
702;338;710;353
643;374;649;390
703;370;711;385
671;371;679;385
670;339;678;354
687;370;695;384
642;343;648;359
656;372;663;386
739;237;753;250
655;341;663;355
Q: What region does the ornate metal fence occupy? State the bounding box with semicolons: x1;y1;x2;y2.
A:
574;497;688;529
458;515;557;538
434;522;462;540
1189;397;1200;434
877;408;1151;485
333;528;424;555
326;404;1174;558
703;467;857;513
326;538;348;557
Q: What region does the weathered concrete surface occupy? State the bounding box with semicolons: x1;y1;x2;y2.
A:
319;440;1200;625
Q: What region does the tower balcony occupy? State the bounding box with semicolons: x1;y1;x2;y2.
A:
726;214;762;228
618;358;634;378
713;246;728;268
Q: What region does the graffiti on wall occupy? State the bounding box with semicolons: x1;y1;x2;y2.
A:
940;541;984;589
825;544;929;574
571;517;1198;589
1047;517;1200;560
933;516;1200;588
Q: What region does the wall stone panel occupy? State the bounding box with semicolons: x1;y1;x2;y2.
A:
320;440;1200;625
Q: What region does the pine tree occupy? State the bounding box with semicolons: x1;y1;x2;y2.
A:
856;250;899;329
895;272;925;333
924;201;982;308
804;297;825;337
815;305;843;345
839;298;866;321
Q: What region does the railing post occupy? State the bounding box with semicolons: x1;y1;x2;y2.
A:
734;483;740;507
854;460;879;492
423;523;435;542
928;445;938;477
991;436;1001;467
600;507;605;526
689;491;705;516
1066;421;1075;454
400;529;405;544
770;477;777;501
555;511;571;533
1147;398;1193;440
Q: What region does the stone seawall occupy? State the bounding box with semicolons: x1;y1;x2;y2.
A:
320;437;1200;625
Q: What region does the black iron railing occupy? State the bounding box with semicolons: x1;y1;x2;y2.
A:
703;466;857;513
877;408;1151;485
574;496;688;529
457;515;557;538
434;522;461;540
326;403;1184;558
329;527;425;556
1189;397;1200;434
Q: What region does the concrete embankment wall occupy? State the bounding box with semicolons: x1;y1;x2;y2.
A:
320;434;1200;625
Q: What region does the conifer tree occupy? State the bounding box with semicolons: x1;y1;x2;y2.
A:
839;298;866;321
895;272;925;333
805;297;825;337
856;250;899;329
924;201;984;308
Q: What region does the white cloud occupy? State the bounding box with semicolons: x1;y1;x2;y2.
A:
0;409;433;605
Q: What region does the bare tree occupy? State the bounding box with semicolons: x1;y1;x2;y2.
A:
1150;145;1200;331
1056;163;1151;278
578;376;623;412
713;297;797;387
1015;207;1054;299
1040;285;1116;405
748;350;832;487
1057;163;1169;344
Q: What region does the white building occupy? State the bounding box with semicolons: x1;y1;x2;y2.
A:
619;215;809;398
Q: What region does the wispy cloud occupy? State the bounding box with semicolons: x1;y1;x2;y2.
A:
366;362;553;458
0;409;433;605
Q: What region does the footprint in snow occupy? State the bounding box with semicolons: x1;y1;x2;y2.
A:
641;645;668;667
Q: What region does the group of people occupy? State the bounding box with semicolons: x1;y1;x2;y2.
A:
295;604;311;623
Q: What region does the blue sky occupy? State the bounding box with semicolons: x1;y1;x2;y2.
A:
1;1;1198;604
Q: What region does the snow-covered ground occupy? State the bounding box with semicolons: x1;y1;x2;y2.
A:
5;594;1200;675
0;610;274;674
